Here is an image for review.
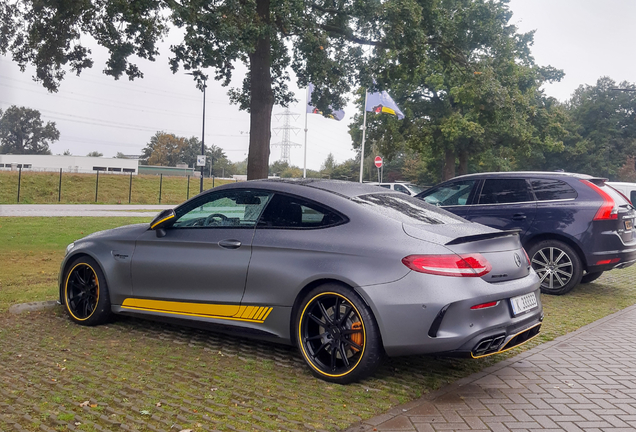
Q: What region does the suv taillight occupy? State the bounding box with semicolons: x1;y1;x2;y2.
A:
581;180;618;221
402;254;492;277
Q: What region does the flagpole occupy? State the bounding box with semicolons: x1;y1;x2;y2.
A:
303;86;309;178
359;89;368;183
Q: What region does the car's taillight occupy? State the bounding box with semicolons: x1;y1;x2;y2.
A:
596;258;620;265
581;180;618;220
471;301;499;310
402;254;492;277
522;248;531;265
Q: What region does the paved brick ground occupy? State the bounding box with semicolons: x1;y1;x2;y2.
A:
347;304;636;432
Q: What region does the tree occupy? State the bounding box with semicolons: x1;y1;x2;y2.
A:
320;153;337;178
87;151;103;157
181;137;231;177
0;105;58;154
2;0;470;180
349;0;564;182
141;132;189;166
141;132;232;176
269;160;290;177
546;77;636;179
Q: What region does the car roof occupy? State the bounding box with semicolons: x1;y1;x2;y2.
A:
448;171;600;181
223;178;400;199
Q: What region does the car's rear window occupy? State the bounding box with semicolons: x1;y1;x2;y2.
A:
530;178;577;201
352;193;466;225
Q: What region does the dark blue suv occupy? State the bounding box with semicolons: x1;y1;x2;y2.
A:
416;172;636;295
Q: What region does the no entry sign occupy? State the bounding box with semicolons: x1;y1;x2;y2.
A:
374;156;383;168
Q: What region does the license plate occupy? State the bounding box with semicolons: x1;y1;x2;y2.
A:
625;219;633;230
510;292;538;316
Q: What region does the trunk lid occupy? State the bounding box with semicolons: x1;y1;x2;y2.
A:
403;223;531;283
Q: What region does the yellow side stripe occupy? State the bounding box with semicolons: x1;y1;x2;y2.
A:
261;308;273;321
255;307;267;321
121;298;272;324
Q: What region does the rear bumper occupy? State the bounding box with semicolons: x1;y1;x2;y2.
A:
583;219;636;273
357;271;543;357
585;247;636;273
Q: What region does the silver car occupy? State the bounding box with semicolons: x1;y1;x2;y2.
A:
59;179;543;383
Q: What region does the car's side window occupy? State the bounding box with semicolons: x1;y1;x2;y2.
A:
421;180;476;206
479;179;533;204
258;194;346;229
394;184;409;194
172;190;272;228
530;179;577;201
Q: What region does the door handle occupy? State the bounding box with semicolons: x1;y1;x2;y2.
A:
219;239;242;249
512;213;527;220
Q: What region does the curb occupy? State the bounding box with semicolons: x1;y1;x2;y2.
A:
345;303;636;431
8;300;59;314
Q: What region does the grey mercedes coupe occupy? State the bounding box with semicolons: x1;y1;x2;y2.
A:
59;179;543;383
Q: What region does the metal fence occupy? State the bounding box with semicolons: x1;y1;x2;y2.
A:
1;169;237;205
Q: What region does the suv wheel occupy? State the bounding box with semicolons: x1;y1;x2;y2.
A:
528;240;583;295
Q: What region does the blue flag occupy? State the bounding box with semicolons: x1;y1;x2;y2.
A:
365;89;405;120
306;84;345;121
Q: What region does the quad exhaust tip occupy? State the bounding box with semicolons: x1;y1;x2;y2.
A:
471;323;542;358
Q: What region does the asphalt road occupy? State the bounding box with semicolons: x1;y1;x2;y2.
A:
0;204;174;217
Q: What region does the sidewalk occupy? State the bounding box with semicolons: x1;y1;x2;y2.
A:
347;304;636;431
0;204;173;217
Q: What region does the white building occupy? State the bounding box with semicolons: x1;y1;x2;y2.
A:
0;154;139;174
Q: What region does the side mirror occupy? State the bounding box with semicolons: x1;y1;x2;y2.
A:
150;209;176;237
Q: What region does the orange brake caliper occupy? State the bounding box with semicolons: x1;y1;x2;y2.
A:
350;322;363;352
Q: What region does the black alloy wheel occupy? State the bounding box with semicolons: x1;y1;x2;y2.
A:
63;256;112;325
296;285;382;384
528;240;583;295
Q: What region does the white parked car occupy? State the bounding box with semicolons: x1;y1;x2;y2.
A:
607;182;636;204
368;182;427;196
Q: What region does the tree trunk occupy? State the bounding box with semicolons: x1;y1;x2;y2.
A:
246;0;274;180
458;150;468;176
443;148;456;180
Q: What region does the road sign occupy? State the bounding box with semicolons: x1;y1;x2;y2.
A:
196;155;207;167
374;156;383;168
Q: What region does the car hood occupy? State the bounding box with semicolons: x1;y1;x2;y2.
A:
79;223;150;242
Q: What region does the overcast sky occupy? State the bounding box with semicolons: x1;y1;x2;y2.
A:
1;0;635;170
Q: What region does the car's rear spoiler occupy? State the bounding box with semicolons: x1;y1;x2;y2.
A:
445;229;521;246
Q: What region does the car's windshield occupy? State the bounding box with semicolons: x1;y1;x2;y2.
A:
419;180;476;206
352;193;466;225
405;184;425;195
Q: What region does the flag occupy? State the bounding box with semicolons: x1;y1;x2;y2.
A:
306;83;345;121
365;89;405;120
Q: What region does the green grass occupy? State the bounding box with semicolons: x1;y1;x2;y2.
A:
0;171;235;204
2;216;636;431
0;217;151;311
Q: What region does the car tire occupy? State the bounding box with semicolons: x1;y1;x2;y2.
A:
62;256;112;326
528;240;583;295
295;284;383;384
580;271;604;284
